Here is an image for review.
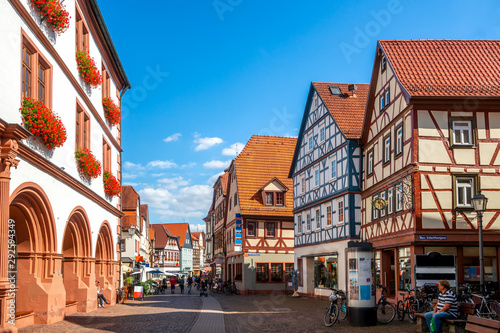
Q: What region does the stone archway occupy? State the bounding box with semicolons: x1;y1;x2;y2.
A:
62;207;96;312
9;182;65;325
95;221;117;304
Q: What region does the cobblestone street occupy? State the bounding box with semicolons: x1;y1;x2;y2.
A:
19;292;420;332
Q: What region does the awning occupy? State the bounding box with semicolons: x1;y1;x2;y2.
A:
300;252;338;257
122;265;139;273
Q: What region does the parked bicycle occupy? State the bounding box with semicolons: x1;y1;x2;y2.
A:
375;285;396;324
336;289;347;320
324;288;341;327
472;292;500;319
397;288;418;323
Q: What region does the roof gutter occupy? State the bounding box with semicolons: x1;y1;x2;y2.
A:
88;0;131;92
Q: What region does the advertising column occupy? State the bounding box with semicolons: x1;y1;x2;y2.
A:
346;241;376;326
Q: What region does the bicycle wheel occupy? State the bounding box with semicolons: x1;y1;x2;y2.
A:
338;299;348;320
408;300;417;324
487;300;500;319
324;304;339;327
397;300;405;321
376;302;396;324
225;288;231;296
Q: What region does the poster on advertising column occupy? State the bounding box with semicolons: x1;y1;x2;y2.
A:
358;257;372;301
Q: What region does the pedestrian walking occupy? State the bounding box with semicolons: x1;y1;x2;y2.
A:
179;276;185;294
187;276;193;294
169;276;177;294
424;280;458;333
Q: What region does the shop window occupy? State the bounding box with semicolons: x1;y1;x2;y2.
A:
265;222;275;238
314;255;338;289
463;247;497;283
271;263;284;282
256;263;269;282
247;221;256;237
375;251;381;286
395;123;403;157
398;247;411;291
285;263;294;282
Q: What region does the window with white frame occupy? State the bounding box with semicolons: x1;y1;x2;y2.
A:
383;134;391;164
297;215;302;233
306;213;311;231
316;209;321;228
451;119;473;146
338;200;344;223
455;177;474;208
326;205;332;226
396;183;403;212
367;150;374;176
331;157;337;180
380;191;386;217
320;126;325;143
315;168;319;187
308;135;313;151
395;123;403;156
372;194;379;220
301;175;306;194
387;188;394;215
380;88;390;112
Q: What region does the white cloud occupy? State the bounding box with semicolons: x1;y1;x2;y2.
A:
158;176;189;190
151;173;165;178
123;182;140;186
147;160;178;169
222;142;244;156
207;172;224;185
203;160;231;169
124;161;145;170
163;133;182;142
123;172;143;180
190;223;206;232
194;137;223;151
181;162;197;168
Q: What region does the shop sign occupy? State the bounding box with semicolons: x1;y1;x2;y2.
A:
418;236;447;241
248;253;260;256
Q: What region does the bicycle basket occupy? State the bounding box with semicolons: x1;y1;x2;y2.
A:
329;293;338;302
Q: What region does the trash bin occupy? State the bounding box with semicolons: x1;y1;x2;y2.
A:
346;241;376;326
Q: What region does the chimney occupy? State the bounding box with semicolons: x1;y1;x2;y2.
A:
348;84;357;97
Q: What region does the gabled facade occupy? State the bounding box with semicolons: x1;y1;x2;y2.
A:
224;135;296;294
203;204;214;267
361;40;500;297
121;186;146;270
151;224;181;273
0;0;130;329
163;223;193;275
289;82;369;297
211;173;228;277
192;232;205;276
139;204;151;266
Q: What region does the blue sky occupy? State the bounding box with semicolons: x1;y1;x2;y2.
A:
97;0;500;231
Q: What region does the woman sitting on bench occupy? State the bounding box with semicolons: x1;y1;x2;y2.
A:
424;280;458;333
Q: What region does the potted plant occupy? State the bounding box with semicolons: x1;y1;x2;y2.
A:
20;97;67;149
76;49;102;88
124;277;135;286
30;0;70;35
102;97;121;126
103;170;121;198
75;147;101;180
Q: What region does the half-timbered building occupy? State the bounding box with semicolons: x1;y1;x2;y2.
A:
151;224;181;274
361;40;500;298
289;82;369;297
224;135;296;294
210;173;228;278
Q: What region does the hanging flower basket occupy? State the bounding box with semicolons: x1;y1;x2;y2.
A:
103;170;121;198
30;0;70;35
76;50;102;88
75;147;101;180
102;97;121;126
20;97;67;149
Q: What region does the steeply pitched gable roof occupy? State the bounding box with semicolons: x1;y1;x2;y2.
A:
151;224;168;249
235;135;296;217
122;186;139;210
380;39;500;97
163;223;190;246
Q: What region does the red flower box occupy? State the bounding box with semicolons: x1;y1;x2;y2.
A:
20;97;67;149
30;0;70;35
103;170;121;198
76;50;102;88
75;147;101;180
102;97;121;126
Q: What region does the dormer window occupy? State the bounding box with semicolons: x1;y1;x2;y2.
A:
261;178;288;207
263;191;285;206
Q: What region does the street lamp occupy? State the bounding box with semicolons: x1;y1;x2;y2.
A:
472;190;488;295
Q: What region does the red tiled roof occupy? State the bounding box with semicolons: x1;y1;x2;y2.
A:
380;39;500;97
312;82;369;139
235;135;296;217
151;224;167;249
122;186;139;210
140;204;149;220
163;223;190;246
221;172;229;195
149;227;155;241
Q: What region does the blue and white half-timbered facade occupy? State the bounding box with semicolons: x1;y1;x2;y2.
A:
289;82;369;297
